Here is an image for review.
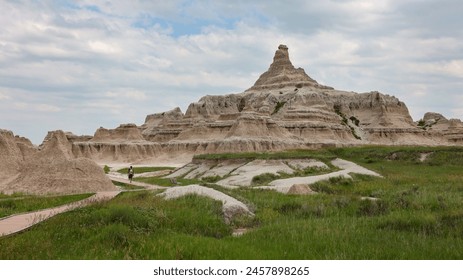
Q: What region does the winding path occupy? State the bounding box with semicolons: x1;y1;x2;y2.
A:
0;191;120;237
0;174;165;237
0;159;381;236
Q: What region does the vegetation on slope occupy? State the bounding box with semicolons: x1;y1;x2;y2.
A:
1;146;463;259
0;193;93;218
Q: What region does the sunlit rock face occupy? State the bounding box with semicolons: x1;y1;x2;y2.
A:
69;45;459;162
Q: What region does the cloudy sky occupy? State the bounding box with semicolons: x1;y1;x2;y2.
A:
0;0;462;144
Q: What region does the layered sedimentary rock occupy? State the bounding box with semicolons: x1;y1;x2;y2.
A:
420;112;463;143
92;123;145;142
141;107;191;142
0;129;24;183
71;123;162;163
0;130;116;195
248;44;330;91
67;44;459;163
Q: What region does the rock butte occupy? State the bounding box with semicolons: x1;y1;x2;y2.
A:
2;44;463;174
69;44;462;164
0;129;116;195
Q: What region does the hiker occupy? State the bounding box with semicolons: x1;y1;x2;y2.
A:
128;166;134;183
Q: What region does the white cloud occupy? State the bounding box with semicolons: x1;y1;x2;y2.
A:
105;90;148;101
37;104;62;112
13;102;62;112
88;40;121;54
441;60;463;78
13;102;28;110
405;60;463;79
0;92;10;100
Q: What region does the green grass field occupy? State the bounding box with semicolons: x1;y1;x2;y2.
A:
116;166;175;174
0;193;93;218
1;146;462;259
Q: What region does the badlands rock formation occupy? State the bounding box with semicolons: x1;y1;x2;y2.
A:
59;44;461;163
72;123;162;163
419;112;463;143
248;44;330;91
0;129;116;195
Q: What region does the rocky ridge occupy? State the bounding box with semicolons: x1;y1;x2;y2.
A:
0;44;460;197
419;112;463;143
29;45;463;164
0;129;116;195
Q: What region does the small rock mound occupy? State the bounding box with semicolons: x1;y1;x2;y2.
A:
287;184;317;195
160;185;254;223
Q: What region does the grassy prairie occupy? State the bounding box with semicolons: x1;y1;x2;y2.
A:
116;166;175;174
1;146;463;259
193;149;337;162
111;181;145;191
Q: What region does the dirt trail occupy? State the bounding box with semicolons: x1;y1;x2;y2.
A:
0;191;120;236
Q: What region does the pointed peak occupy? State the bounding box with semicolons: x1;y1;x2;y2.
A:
247;44;331;91
273;44;291;66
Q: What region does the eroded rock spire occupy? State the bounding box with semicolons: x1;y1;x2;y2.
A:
247;44;322;91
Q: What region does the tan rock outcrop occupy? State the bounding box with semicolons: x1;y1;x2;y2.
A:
142;107;187;142
287;184;317;195
92;123;145;142
247;44;330;91
0;129;23;183
420;112;463;143
0;130;117;195
64;44;460;163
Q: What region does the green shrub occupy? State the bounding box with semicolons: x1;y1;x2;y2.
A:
99;224;131;248
357;199;389;216
349;116;360;126
201;175;222;183
272;101;286;115
117;166;175;174
251;173;280;186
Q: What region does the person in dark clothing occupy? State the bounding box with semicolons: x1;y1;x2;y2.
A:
128;166;134;183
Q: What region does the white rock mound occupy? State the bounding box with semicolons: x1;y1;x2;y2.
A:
159;185;254;223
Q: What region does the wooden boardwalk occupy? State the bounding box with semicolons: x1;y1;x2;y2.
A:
0;174;166;237
0;191;121;237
